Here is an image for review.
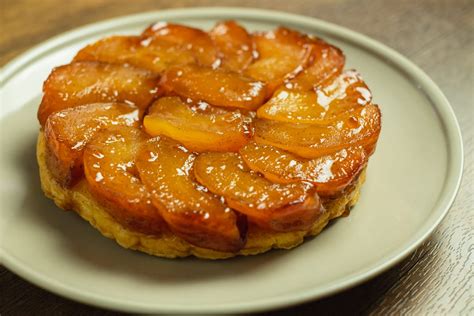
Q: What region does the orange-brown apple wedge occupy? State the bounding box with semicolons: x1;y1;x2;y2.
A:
83;126;166;235
286;39;345;91
44;103;140;187
74;35;196;73
136;137;246;252
244;27;313;94
257;70;372;124
209;20;254;72
143;96;253;152
160;64;267;110
254;103;381;158
142;22;218;67
38;61;160;126
194;152;322;231
240;142;367;197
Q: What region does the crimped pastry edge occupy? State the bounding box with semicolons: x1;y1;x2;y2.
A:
37;131;365;259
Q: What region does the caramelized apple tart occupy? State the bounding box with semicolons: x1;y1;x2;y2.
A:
37;21;381;259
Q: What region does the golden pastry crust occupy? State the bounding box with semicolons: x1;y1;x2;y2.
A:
37;132;365;259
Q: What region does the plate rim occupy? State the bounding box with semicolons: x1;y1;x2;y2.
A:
0;7;464;314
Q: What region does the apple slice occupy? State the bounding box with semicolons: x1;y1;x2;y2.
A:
142;22;218;67
143;97;252;152
257;70;372;124
254;103;381;158
160;64;267;110
245;27;313;94
286;40;345;91
83;126;166;235
136;137;246;252
74;36;196;73
209;20;254;72
44;103;140;187
240;142;367;197
194;152;322;232
38;61;160;126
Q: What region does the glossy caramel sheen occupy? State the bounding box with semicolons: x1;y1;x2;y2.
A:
194;152;322;231
245;27;314;94
74;35;196;73
136;137;246;252
38;21;382;251
44;103;140;186
209;20;255;72
142;22;218;67
258;70;372;124
160;64;267;110
240;142;367;196
38;61;160;126
144;96;253;152
254;103;381;158
83;126;165;234
287;39;345;91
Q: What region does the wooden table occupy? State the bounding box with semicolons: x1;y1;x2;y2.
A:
1;0;472;314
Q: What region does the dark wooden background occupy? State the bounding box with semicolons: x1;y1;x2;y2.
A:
1;0;473;315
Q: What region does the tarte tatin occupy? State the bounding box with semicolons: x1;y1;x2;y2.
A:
37;21;381;259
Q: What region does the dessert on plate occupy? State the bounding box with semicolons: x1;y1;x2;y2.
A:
37;21;381;259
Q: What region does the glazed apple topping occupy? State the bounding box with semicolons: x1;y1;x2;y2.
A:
44;102;140;187
240;142;367;197
83;126;166;234
286;40;345;91
257;70;372;124
209;20;255;73
74;35;196;73
254;103;381;158
194;152;322;231
160;64;267;110
39;21;382;247
245;27;314;94
136;136;246;252
257;87;320;122
142;22;218;67
143;96;253;152
38;61;160;126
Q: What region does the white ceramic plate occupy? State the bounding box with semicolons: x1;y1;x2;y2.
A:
0;7;463;314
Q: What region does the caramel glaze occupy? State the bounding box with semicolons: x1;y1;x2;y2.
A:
39;21;381;253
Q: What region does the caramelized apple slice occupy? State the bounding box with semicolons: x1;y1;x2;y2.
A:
194;152;322;231
142;22;218;67
38;61;160;126
136;137;246;252
74;36;196;73
240;142;367;196
286;40;345;91
254;103;381;158
257;70;372;124
209;21;254;72
160;64;267;110
44;103;140;186
245;27;313;94
143;97;252;152
257;88;319;122
83;126;165;234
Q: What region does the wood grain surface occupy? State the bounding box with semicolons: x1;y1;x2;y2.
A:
1;0;473;315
